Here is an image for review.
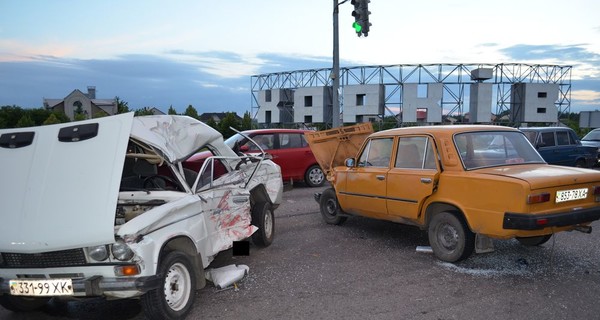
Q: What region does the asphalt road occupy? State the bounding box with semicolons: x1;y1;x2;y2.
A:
2;184;600;320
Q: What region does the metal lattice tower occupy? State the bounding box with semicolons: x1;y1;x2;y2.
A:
251;63;571;127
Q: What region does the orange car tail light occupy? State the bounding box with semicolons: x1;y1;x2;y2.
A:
527;192;550;204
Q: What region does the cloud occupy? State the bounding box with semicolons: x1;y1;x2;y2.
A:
2;49;599;116
0;52;335;115
501;44;600;64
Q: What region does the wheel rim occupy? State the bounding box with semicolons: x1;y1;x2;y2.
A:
324;198;337;216
163;262;192;312
264;209;273;239
437;223;459;251
308;167;324;185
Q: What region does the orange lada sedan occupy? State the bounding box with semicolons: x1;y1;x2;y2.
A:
308;124;600;262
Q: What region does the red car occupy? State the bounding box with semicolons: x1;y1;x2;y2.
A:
186;129;325;187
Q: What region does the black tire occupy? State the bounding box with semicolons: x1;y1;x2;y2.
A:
0;295;50;312
251;202;275;247
516;234;552;246
428;212;475;262
304;165;325;187
319;188;347;225
141;251;197;320
575;159;586;168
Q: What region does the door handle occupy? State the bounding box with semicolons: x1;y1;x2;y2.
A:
420;178;432;184
376;175;385;180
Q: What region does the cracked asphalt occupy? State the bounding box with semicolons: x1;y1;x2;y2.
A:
2;184;600;320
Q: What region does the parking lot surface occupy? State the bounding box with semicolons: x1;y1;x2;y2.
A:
2;184;600;320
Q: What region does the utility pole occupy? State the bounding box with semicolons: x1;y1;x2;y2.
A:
332;0;344;128
332;0;370;128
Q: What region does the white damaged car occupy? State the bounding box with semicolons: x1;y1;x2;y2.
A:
0;113;283;319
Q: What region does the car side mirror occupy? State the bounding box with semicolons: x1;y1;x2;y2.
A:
345;158;355;167
240;145;250;152
535;142;545;149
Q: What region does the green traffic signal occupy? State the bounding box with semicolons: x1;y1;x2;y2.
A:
353;22;362;33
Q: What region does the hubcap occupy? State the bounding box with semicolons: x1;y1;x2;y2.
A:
438;224;459;251
309;168;324;185
163;262;191;311
264;209;273;239
325;199;337;216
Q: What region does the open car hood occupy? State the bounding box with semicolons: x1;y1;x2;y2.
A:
0;113;134;253
0;113;238;253
305;123;373;178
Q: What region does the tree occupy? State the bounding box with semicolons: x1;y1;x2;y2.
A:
52;111;71;123
205;118;218;131
219;112;241;139
43;113;61;125
16;114;35;128
241;111;253;130
134;107;155;116
184;105;199;119
116;96;130;114
93;110;109;118
0;105;25;128
74;113;87;121
168;105;177;115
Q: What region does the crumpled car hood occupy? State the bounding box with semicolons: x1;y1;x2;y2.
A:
130;115;237;163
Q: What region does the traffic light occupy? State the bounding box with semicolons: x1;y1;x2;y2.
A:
351;0;362;35
350;0;371;37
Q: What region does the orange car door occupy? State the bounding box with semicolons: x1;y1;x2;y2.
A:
341;138;393;219
386;136;439;220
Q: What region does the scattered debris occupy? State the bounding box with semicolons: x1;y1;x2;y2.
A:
416;246;433;253
206;264;249;290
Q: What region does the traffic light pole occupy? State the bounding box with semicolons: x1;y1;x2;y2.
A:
332;0;344;128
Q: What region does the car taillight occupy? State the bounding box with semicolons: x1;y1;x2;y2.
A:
527;192;550;204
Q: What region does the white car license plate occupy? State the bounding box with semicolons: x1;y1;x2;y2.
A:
556;188;588;203
9;279;73;297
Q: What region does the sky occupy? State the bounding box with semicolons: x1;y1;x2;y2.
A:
1;0;600;116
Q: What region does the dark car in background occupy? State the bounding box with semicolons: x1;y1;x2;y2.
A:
187;129;325;187
581;128;600;167
520;127;597;168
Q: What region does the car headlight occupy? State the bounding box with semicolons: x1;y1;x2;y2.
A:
87;245;109;261
111;241;134;261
